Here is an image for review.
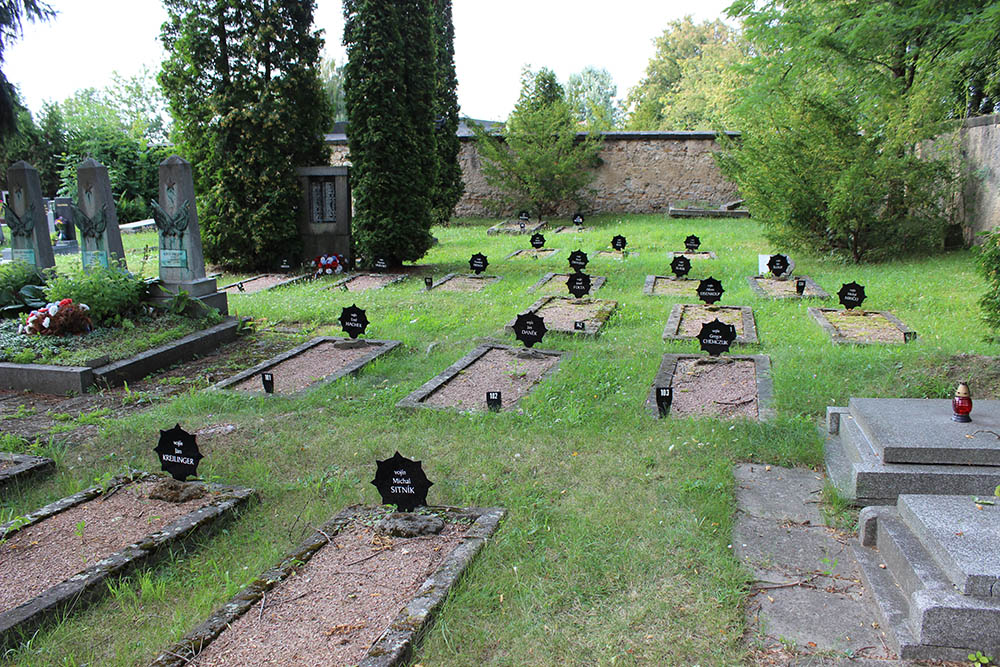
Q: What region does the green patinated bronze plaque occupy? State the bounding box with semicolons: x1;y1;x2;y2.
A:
82;250;109;269
12;248;36;265
160;248;188;269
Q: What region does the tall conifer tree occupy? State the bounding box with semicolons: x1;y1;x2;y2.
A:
430;0;463;226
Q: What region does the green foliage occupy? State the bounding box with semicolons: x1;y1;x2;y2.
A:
566;66;622;129
161;0;331;270
44;265;146;325
472;67;603;220
0;260;45;315
969;650;993;666
319;56;347;126
429;0;463;227
978;227;1000;337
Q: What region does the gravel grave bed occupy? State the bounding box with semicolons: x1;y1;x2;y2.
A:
747;275;829;299
332;273;405;292
222;274;302;295
813;309;910;343
517;296;616;334
595;250;633;260
672;251;716;260
531;273;606;295
670;358;759;419
420;347;559;411
187;521;468;666
677;304;745;337
0;480;211;614
229;341;377;394
432;274;499;292
505;248;559;260
647;276;698;296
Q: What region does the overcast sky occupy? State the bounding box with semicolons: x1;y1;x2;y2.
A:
5;0;734;122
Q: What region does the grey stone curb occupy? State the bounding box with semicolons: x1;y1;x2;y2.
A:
210;337;402;397
220;273;310;293
527;272;606;294
643;275;697;296
0;453;54;493
0;472;256;653
662;304;759;344
504;296;618;338
0;318;239;395
330;272;408;291
422;273;502;292
397;341;567;412
645;353;775;421
149;505;507;667
746;275;830;300
808;307;917;345
550;225;588;234
671;250;717;260
503;248;561;260
668;207;750;218
487;220;546;235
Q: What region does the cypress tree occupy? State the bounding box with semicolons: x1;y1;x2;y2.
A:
343;0;437;267
430;0;463;226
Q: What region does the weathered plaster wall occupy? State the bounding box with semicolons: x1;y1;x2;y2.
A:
957;114;1000;241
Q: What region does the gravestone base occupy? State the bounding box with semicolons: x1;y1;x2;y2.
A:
855;495;1000;661
148;278;228;316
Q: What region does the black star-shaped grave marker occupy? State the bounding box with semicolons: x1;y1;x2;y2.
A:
469;252;489;274
371;451;433;512
339;304;369;339
513;311;547;348
838;282;866;309
568;249;589;273
573;213;585;226
530;233;545;249
684;235;701;251
611;235;627;251
697;277;725;305
566;272;592;298
373;257;389;271
518;210;530;222
670;255;691;278
154;424;203;482
767;253;791;277
698;319;737;356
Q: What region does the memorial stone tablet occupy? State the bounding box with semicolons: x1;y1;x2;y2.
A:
568;250;589;272
697;277;725;305
684;235;701;251
513;312;547;348
371;451;433;512
611;235;627;251
155;424;203;481
339;304;370;339
469;252;489;274
698;318;737;356
530;233;545;249
655;386;672;417
838;281;866;309
486;391;502;412
670;255;691;278
767;253;790;277
566;272;592;298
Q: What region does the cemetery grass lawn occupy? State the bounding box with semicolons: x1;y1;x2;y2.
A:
2;216;997;665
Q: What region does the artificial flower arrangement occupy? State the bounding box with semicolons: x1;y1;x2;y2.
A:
20;298;93;336
312;253;346;278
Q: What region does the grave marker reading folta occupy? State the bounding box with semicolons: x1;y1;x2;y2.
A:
339;304;369;339
767;253;790;277
371;451;433;512
566;272;592;298
670;255;691;278
611;235;627;251
568;250;589;272
155;424;203;481
698;319;737;356
838;282;866;309
684;235;701;251
513;312;547;348
697;277;725;305
530;233;545;249
469;253;488;274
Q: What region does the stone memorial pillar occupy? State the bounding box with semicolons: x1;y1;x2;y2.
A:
150;155;228;314
4;161;55;269
74;158;126;270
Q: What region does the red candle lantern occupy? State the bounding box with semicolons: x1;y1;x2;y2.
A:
952;382;972;423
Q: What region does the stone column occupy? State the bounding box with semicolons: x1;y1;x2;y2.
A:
74;158;126;270
4;161;55;269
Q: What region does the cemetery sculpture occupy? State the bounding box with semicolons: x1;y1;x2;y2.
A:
5;162;55;268
74;159;126;270
371;451;433;511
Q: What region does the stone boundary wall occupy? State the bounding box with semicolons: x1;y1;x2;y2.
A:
328;131;742;217
955;113;1000;241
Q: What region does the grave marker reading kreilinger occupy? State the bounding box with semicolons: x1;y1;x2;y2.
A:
697;277;725;305
4;161;55;269
155;424;203;481
73;158;126;270
371;451;433;512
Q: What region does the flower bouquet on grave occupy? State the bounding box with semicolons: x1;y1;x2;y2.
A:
20;298;93;336
311;253;345;278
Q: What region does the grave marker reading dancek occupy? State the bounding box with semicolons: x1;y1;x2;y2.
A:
697;277;725;305
339;304;369;339
670;255;691;278
566;272;592;298
698;319;737;356
838;282;866;309
684;235;700;251
767;253;790;277
655;386;672;416
513;312;547;348
371;451;433;512
611;235;627;251
155;424;203;481
486;391;502;412
568;250;589;272
530;233;545;249
469;253;488;274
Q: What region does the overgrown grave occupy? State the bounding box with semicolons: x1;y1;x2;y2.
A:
594;234;635;261
422;253;502;292
746;253;830;299
487;210;546;236
662;277;759;344
551;212;588;234
0;451;53;493
213;304;400;396
644;253;698;296
0;429;254;652
808;281;916;344
150;451;505;667
528;272;607;295
221;273;310;295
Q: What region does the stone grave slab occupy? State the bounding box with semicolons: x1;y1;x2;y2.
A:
642;275;699;297
855;495;1000;660
487;219;546;235
672;250;716;260
809;307;916;344
212;337;401;396
551;225;587;233
397;342;565;412
825;400;1000;506
0;452;53;492
220;273;309;295
662;304;758;344
528;272;606;295
0;472;254;652
330;272;407;291
506;296;617;337
150;505;505;667
424;273;501;292
645;354;774;421
746;275;830;300
503;247;560;260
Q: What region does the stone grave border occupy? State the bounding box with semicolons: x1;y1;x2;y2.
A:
808;307;916;345
211;336;402;396
551;225;587;234
746;275;830;300
0;453;54;492
505;296;618;338
503;248;561;261
644;353;775;421
0;318;240;395
672;250;717;260
527;272;607;294
219;273;310;294
662;304;759;344
149;504;506;667
486;220;546;236
642;275;697;296
668;206;750;218
422;273;503;292
396;341;567;411
0;471;255;653
330;272;408;291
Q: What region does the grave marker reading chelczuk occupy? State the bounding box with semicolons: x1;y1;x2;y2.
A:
371;451;433;512
796;278;806;295
154;424;203;481
698;319;737;356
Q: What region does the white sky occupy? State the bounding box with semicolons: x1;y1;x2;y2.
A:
5;0;734;122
